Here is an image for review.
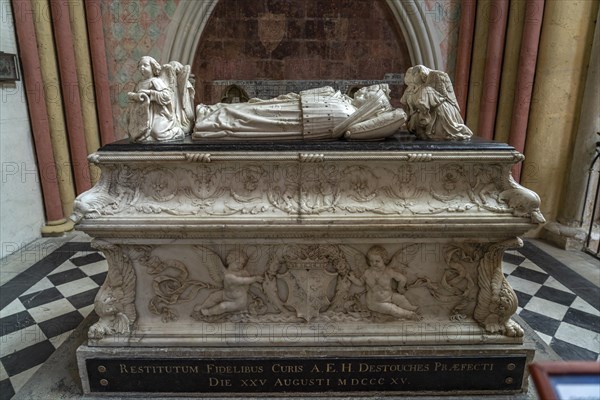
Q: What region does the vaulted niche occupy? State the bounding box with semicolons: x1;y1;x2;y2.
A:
191;0;411;106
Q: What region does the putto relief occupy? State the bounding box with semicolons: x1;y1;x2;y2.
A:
109;242;523;337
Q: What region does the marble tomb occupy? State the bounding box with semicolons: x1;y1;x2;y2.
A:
72;61;544;396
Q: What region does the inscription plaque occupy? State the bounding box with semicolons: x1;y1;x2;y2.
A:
87;355;526;395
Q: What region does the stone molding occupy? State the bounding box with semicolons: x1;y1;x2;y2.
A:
73;150;543;228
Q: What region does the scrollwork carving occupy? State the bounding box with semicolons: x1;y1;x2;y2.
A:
84;240;529;339
440;244;482;321
88;240;137;340
473;238;524;337
72;160;544;224
133;246;212;322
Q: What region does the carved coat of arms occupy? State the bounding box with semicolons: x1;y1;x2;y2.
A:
280;260;338;322
258;13;286;54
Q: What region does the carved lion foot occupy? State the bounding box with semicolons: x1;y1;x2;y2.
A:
88;321;115;340
503;319;524;337
484;319;524;337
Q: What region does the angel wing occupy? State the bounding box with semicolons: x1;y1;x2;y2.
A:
340;245;370;279
192;245;225;288
158;63;177;92
426;70;458;108
169;61;195;132
388;244;420;271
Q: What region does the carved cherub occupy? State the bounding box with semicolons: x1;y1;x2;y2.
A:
348;245;421;320
193;249;264;317
126;56;194;142
402;65;472;141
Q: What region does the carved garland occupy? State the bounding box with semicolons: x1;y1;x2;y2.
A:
133;246;213;323
74;161;544;222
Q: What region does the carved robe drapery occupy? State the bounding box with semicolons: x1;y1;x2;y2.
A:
193;87;355;140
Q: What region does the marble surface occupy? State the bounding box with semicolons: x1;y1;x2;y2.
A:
70;142;546;350
100;133;514;152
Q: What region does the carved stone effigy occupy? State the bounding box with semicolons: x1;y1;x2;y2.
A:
74;135;543;396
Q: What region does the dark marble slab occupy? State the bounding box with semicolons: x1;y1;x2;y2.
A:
12;313;553;400
99;133;515;153
85;355;527;394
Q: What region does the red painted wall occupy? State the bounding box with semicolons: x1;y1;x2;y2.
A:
192;0;411;104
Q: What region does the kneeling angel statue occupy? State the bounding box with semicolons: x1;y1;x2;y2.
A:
126;56;195;142
401;65;472;141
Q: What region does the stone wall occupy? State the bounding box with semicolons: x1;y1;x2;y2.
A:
0;0;45;259
192;0;411;105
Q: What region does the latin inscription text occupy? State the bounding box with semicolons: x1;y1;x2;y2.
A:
115;360;499;389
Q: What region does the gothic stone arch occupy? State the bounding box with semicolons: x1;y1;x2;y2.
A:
162;0;443;70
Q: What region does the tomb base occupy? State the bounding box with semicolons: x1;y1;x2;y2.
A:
77;343;534;396
72;136;545;396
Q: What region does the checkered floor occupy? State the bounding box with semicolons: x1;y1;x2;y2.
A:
504;242;600;361
0;240;598;399
0;242;107;400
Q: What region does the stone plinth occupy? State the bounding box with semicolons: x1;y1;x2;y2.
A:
72;134;544;395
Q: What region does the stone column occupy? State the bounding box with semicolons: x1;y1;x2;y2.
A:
31;0;76;218
521;0;599;228
542;5;600;248
85;0;116;145
50;0;91;195
455;0;476;118
11;0;68;233
70;0;102;184
507;0;544;181
466;0;491;132
493;0;527;145
477;0;509;140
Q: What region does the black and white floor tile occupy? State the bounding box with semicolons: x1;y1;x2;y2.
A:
503;242;600;362
0;240;598;399
0;242;107;400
